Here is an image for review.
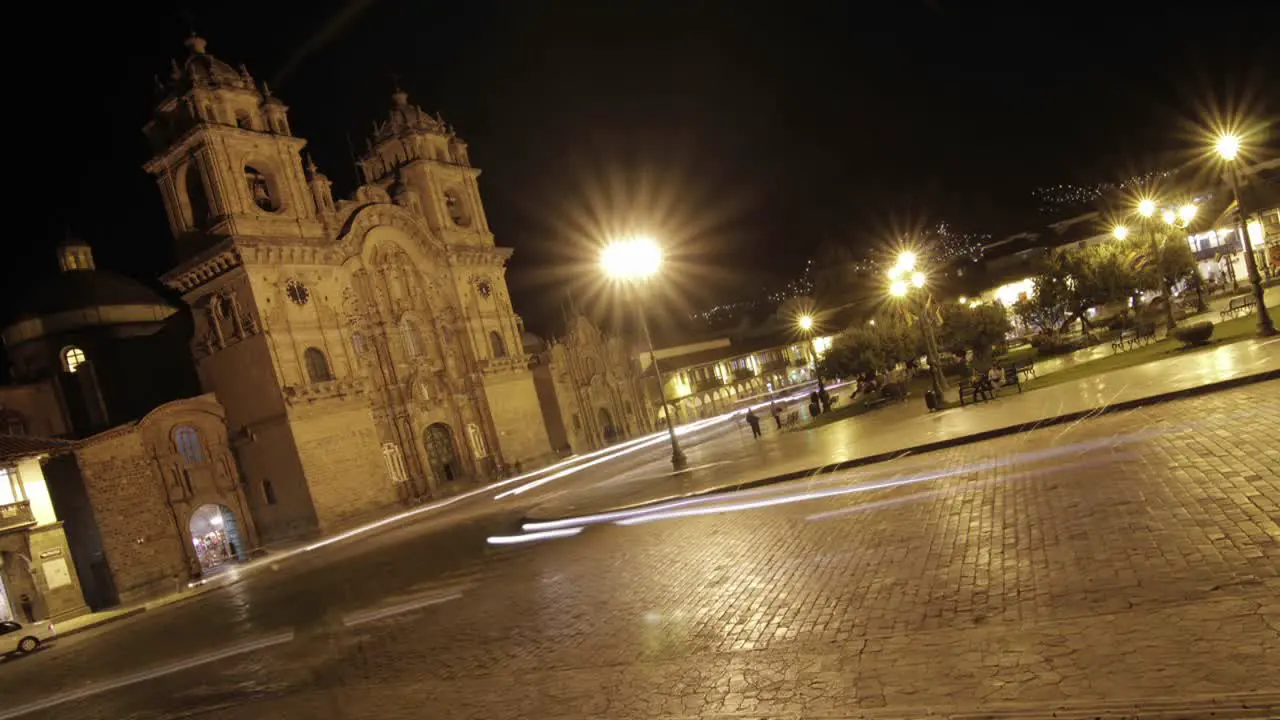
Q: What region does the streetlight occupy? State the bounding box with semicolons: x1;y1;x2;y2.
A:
887;251;948;404
1135;198;1202;327
795;313;828;412
599;235;689;469
1214;132;1275;337
1113;224;1130;241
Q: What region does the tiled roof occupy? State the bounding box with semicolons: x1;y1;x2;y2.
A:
0;435;76;463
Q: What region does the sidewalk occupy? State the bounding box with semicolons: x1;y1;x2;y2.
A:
527;336;1280;521
1014;286;1279;382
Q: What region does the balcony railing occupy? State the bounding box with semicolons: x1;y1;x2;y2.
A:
732;367;757;382
0;501;35;534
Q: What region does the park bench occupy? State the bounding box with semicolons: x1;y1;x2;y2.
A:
1112;324;1157;352
999;365;1024;394
958;378;987;406
1015;361;1036;380
1220;294;1256;320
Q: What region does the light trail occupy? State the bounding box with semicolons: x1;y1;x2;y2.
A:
486;527;583;545
341;590;464;627
492;380;853;499
0;631;297;719
512;425;1163;535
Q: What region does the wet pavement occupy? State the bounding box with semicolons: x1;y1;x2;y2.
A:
530;336;1280;519
1;381;1278;719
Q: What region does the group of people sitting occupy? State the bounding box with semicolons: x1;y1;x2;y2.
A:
970;362;1006;401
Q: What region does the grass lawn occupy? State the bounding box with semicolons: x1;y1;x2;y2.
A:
802;374;938;430
996;345;1038;367
1020;305;1277;392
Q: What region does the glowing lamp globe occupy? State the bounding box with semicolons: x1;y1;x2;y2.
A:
1215;134;1240;161
600;236;662;280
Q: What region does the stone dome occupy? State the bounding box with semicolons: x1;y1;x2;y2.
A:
2;239;178;346
15;271;173;321
174;34;250;90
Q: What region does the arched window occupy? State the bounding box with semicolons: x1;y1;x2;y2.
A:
381;443;408;484
304;347;332;383
400;319;421;358
489;330;508;359
467;423;487;459
62;346;87;373
444;188;471;226
185;164;211;227
352;331;367;355
173;426;204;465
244;165;278;211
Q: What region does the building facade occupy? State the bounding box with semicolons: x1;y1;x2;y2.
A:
44;394;256;607
1;436;89;622
142;36;550;541
541;316;650;454
641;339;810;425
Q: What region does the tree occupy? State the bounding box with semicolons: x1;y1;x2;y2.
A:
939;302;1012;363
1129;223;1199;329
817;313;922;379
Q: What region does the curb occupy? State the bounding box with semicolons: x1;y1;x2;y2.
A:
55;606;146;640
524;368;1280;523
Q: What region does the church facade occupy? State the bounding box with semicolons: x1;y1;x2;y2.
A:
142;35;551;541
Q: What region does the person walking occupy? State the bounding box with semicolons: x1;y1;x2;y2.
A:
771;404;783;430
745;409;762;439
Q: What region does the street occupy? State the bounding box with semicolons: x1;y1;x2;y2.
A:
2;381;1279;719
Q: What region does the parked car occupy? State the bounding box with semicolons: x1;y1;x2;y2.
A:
1;619;56;655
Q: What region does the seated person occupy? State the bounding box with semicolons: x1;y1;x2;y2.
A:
986;363;1003;389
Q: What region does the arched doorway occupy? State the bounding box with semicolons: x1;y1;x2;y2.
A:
423;423;461;484
188;504;246;573
597;407;617;444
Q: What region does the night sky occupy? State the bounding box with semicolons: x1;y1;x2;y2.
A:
13;0;1280;336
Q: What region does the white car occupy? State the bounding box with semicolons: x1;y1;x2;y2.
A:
1;619;56;655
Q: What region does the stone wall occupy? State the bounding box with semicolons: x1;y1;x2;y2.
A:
289;397;393;530
74;429;188;603
484;371;553;470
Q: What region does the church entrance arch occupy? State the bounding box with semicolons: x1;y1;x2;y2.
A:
598;407;617;444
423;423;461;484
188;504;246;573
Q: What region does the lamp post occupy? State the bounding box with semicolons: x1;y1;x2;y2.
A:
796;313;828;412
600;235;688;469
888;251;948;402
1215;133;1275;337
1119;198;1202;329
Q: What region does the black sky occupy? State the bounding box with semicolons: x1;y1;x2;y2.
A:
13;0;1280;335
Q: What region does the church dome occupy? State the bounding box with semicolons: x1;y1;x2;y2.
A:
16;270;173;320
172;34;251;91
3;239;177;345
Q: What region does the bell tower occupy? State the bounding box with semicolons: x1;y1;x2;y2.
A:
357;87;490;246
143;34;324;260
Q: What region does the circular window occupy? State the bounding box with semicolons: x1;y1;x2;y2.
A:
286;279;310;305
